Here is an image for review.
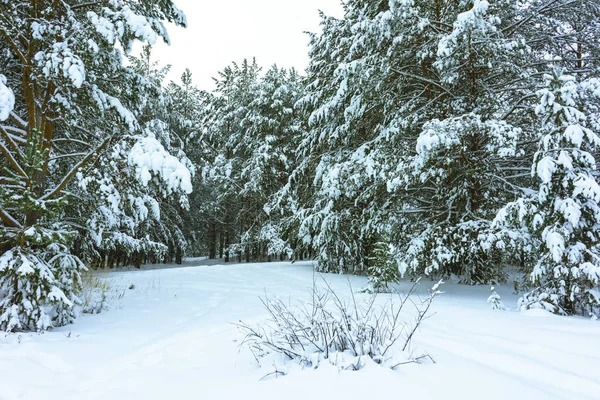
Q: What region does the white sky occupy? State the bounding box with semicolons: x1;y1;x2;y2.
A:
152;0;344;91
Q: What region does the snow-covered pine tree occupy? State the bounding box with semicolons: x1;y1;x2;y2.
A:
522;0;600;79
384;0;537;284
0;0;189;331
395;115;523;283
365;237;400;292
193;60;306;262
292;0;403;274
166;69;211;258
288;0;536;282
487;286;506;311
202;59;262;262
0;72;83;330
391;0;600;286
131;46;194;265
237;66;306;261
71;45;193;269
495;70;600;316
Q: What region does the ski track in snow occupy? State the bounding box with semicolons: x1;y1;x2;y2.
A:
1;260;599;400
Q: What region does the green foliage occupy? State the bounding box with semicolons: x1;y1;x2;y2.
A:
366;240;400;292
497;70;600;316
0;0;188;331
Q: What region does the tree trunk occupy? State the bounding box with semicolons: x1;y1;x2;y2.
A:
219;227;224;259
134;251;142;269
224;229;230;263
209;221;217;259
175;246;182;265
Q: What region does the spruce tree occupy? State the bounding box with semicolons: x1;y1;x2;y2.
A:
366;238;400;292
495;70;600;316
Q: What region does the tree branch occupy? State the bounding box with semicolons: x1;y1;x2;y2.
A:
40;136;113;201
0;208;22;229
0;142;28;180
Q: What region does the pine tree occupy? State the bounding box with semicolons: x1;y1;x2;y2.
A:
167;69;216;258
287;0;536;281
0;0;188;331
366;238;400;292
191;60;306;263
292;0;402;274
496;70;600;316
238;66;305;261
398;115;523;283
207;59;262;262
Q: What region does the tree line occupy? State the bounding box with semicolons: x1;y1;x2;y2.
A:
184;0;600;318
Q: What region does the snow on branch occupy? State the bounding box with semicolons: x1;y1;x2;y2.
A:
40;136;114;201
35;42;86;88
128;135;193;195
0;74;15;121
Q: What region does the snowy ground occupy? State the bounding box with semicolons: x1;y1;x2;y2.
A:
1;260;599;400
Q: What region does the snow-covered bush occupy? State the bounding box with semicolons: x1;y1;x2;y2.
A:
0;130;85;332
0;248;73;332
238;279;442;372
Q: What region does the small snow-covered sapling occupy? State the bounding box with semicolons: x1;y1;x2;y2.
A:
487;286;506;311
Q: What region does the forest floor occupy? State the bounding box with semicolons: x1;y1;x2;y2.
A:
1;260;599;400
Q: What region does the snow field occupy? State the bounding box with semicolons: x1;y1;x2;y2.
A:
1;260;599;400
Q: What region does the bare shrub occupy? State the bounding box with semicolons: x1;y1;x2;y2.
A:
237;278;442;371
79;270;123;314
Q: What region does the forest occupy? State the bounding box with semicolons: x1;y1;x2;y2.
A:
2;0;600;334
